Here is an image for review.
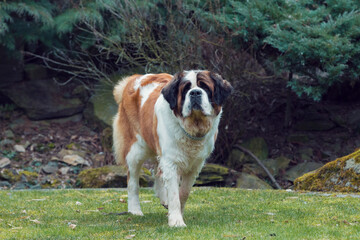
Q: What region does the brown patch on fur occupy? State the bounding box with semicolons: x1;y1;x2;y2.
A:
181;110;213;137
113;74;172;166
197;71;222;115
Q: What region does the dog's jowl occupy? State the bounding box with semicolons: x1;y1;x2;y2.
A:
112;70;233;227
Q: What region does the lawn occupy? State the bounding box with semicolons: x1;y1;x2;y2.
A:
0;188;359;239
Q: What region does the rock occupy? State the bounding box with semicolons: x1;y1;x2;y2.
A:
14;144;26;153
236;172;273;189
228;137;268;170
42;162;59;174
0;139;15;147
83;90;118;129
59;167;70;175
12;182;27;190
4;129;15;139
298;147;314;161
100;128;113;152
285;162;323;182
195;164;237;186
58;149;86;159
1;78;85;120
77;165;153;188
61;155;90;166
24;63;48;81
243;156;290;178
294;119;336;131
92;153;105;164
0;158;11;168
0;181;11;189
295;150;360;192
287;134;310;144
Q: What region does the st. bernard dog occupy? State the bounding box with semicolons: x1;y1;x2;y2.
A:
112;70;233;227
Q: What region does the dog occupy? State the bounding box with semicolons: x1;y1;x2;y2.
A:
112;70;232;227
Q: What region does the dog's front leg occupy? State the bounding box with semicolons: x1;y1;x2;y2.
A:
179;172;197;215
162;164;186;227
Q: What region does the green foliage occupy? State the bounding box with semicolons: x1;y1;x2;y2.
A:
1;0;359;100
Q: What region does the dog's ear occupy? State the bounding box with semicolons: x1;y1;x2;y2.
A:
162;71;183;110
211;72;233;106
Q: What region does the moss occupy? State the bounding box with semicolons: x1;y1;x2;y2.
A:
19;171;39;185
294;149;360;192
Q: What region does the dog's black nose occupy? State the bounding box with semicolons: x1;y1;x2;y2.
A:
189;89;202;97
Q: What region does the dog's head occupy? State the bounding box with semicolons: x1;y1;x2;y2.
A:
162;70;233;136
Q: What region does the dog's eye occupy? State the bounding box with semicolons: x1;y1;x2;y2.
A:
182;83;191;101
199;82;211;96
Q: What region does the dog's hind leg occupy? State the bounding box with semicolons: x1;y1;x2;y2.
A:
126;137;149;216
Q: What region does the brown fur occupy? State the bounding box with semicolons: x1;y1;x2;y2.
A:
113;74;172;165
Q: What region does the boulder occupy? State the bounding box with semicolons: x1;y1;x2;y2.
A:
195;164;237;186
83;90;118;129
77;165;153;188
243;156;291;178
236;172;273;189
228;137;268;170
1;78;85;120
294;149;360;192
286;162;323;182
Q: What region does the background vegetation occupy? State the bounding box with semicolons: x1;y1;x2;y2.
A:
1;0;359;100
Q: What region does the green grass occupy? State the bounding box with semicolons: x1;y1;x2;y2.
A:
0;188;359;239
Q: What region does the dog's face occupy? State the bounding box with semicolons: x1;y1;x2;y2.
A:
162;70;233;136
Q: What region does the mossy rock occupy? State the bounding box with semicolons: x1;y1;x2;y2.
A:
195;164;234;186
77;165;153;188
236;172;273;190
294;149;360;192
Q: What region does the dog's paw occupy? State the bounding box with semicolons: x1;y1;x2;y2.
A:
168;216;186;227
128;210;144;216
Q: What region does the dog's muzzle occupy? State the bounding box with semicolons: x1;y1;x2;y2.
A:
190;89;202;110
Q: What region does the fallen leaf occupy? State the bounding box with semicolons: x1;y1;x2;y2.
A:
21;210;27;214
119;198;127;203
76;201;82;205
26;198;47;202
30;219;41;224
141;200;151;203
11;227;23;230
69;224;77;230
125;234;135;239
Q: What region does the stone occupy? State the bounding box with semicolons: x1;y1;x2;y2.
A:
77;165;153;188
228;137;268;170
61;155;90;166
24;63;48;81
59;167;70;175
0;158;11;168
83;89;118;128
4;130;15;139
1;78;85;120
42;162;59;174
236;172;273;189
195;164;237;186
285;162;323;182
14;145;26;153
287;134;310;144
295;150;360;192
0;139;15;147
298;147;314;161
294;119;336;131
0;181;11;189
58;149;86;159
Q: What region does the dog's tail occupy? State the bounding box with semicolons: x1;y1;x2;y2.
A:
113;77;132;105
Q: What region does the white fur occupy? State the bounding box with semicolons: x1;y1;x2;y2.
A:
140;83;159;107
182;71;213;117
